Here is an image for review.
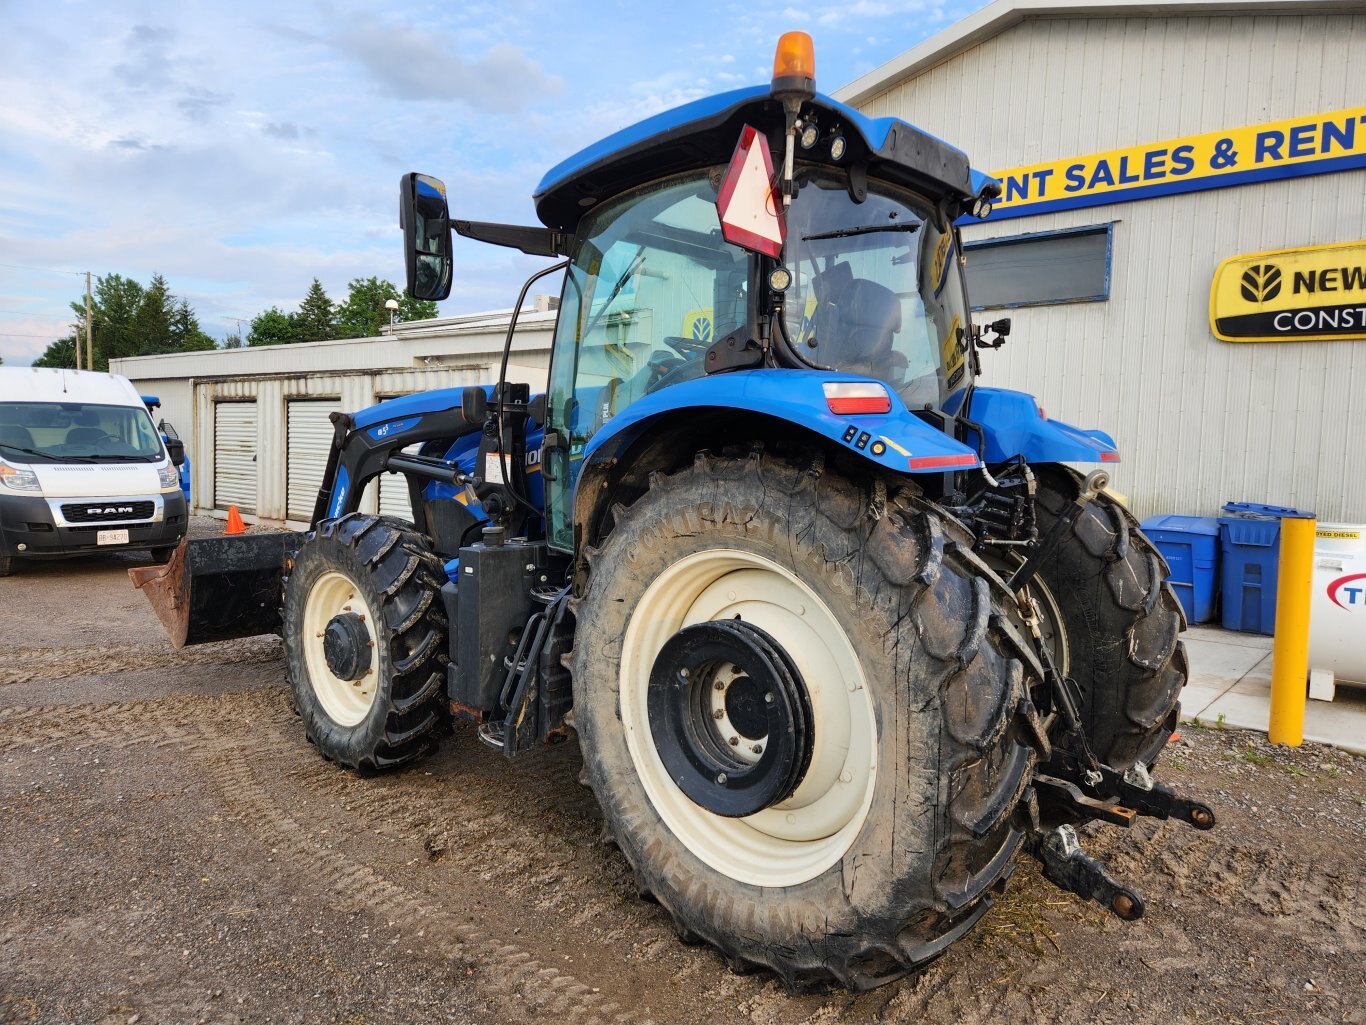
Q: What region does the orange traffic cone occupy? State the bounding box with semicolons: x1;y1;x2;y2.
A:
224;505;248;535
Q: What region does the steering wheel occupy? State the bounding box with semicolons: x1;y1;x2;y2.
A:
659;335;710;359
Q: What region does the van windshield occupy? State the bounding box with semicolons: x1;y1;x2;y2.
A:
0;402;165;463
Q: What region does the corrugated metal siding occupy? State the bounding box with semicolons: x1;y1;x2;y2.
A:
286;399;341;521
213;402;257;512
856;11;1366;521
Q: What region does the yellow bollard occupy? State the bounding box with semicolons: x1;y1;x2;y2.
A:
1268;514;1317;746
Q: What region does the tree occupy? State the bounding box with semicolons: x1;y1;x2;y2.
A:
294;279;336;342
169;299;217;351
334;276;437;338
30;273;221;368
248;306;296;346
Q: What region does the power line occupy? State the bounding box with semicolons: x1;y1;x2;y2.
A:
0;261;87;277
0;332;64;339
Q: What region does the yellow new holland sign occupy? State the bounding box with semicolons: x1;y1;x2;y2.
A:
1210;241;1366;342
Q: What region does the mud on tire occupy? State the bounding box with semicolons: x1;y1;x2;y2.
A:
1033;466;1187;768
283;513;449;772
571;450;1044;991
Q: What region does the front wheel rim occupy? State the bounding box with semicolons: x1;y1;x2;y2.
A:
618;549;877;888
302;570;381;727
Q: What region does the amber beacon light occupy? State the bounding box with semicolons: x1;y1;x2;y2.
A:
771;31;816;98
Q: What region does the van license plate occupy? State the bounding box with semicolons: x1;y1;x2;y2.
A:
97;529;130;545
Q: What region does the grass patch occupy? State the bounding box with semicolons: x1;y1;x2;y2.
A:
974;863;1106;962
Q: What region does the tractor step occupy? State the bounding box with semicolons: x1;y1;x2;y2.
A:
1030;824;1145;921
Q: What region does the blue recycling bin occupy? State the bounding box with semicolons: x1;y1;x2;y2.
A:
1218;501;1314;635
1140;515;1221;624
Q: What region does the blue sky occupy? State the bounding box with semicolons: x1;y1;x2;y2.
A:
0;0;986;364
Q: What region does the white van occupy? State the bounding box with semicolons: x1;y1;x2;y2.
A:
0;367;188;576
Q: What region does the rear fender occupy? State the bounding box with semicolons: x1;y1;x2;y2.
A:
581;369;980;477
951;386;1119;465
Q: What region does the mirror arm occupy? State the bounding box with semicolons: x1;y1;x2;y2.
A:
452;220;572;258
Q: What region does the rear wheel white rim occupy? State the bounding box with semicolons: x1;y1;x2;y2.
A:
618;549;877;887
302;570;380;727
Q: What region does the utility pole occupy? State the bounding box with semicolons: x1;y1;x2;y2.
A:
84;271;94;371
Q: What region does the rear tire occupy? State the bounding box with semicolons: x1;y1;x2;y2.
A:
1033;466;1186;768
283;513;449;772
572;450;1043;990
149;545;177;564
0;555;15;577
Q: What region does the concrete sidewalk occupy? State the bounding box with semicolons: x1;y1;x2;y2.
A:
1181;625;1366;754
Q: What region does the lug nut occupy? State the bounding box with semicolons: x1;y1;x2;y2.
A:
728;736;739;746
712;709;725;719
714;681;725;691
751;744;763;754
764;692;774;704
679;667;690;679
716;773;727;784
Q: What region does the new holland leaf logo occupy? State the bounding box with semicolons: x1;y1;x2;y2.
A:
1240;263;1282;303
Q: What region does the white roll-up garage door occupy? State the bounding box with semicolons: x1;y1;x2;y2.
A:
214;401;257;512
379;466;416;522
286;399;341;522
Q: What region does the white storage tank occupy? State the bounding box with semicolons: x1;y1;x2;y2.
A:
1308;523;1366;700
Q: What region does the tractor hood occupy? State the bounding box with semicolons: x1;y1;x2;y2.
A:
534;86;994;233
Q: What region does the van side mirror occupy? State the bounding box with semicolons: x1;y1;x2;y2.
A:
400;172;453;301
165;438;186;466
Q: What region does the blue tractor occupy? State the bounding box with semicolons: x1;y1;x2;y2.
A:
134;33;1211;990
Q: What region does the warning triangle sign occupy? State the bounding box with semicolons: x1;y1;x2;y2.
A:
716;124;785;258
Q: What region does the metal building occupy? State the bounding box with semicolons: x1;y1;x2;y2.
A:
837;0;1366;520
112;303;555;525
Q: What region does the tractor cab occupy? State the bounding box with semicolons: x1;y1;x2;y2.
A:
400;34;1009;551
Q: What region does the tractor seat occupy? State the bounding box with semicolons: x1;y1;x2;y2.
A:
812;266;902;375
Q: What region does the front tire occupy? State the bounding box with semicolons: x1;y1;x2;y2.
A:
283;513;449;772
572;451;1043;990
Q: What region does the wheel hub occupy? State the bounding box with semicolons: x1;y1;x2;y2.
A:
322;612;372;682
647;619;813;818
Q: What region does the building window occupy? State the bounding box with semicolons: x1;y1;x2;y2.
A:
964;224;1111;309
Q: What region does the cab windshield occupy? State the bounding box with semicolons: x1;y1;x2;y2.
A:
0;402;165;463
782;170;971;406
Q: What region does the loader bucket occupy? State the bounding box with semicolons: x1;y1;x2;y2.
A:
128;532;306;647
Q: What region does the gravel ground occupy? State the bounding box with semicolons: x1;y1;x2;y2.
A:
1;530;1363;1024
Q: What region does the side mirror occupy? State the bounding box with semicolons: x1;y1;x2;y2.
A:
400;172;453;301
165;437;186;466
